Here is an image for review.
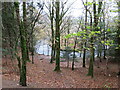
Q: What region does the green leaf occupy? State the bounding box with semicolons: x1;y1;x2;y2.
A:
69;43;74;46
91;31;95;35
98;27;100;29
72;33;77;36
86;26;91;29
64;34;72;39
87;2;93;5
83;37;86;39
101;41;104;44
96;31;101;34
107;28;111;32
77;33;82;36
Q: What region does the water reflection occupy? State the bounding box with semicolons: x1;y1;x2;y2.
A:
35;40;101;59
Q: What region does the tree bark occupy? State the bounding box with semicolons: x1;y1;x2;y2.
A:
117;2;120;80
14;2;22;85
50;0;55;63
72;37;77;70
87;9;93;77
83;0;87;68
103;2;106;59
23;2;30;62
54;0;60;71
87;43;94;78
67;20;70;68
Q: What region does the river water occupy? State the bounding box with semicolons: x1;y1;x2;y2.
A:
35;40;99;60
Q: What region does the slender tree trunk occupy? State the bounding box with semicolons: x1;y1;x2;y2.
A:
83;0;87;67
99;50;102;62
97;44;102;62
19;21;27;86
117;1;120;77
67;22;70;68
18;2;27;86
72;37;77;70
23;2;30;62
87;14;94;75
54;0;60;71
50;0;55;63
87;42;94;77
64;38;67;47
92;0;96;62
103;3;106;59
83;42;86;67
87;0;96;77
87;11;94;77
79;52;81;57
116;3;120;89
14;2;22;85
31;36;34;64
72;24;80;70
25;37;29;61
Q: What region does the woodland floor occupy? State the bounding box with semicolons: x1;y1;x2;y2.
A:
2;54;119;88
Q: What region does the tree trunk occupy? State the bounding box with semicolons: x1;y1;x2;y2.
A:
64;38;67;47
67;21;70;68
87;9;93;78
83;0;87;68
50;0;55;63
83;42;86;67
103;3;106;59
54;0;60;71
87;0;96;77
14;2;22;85
87;43;94;78
23;2;30;62
31;36;34;64
117;1;120;79
19;2;27;86
72;37;77;70
14;2;28;86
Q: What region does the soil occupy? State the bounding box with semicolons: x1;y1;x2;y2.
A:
2;54;119;88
